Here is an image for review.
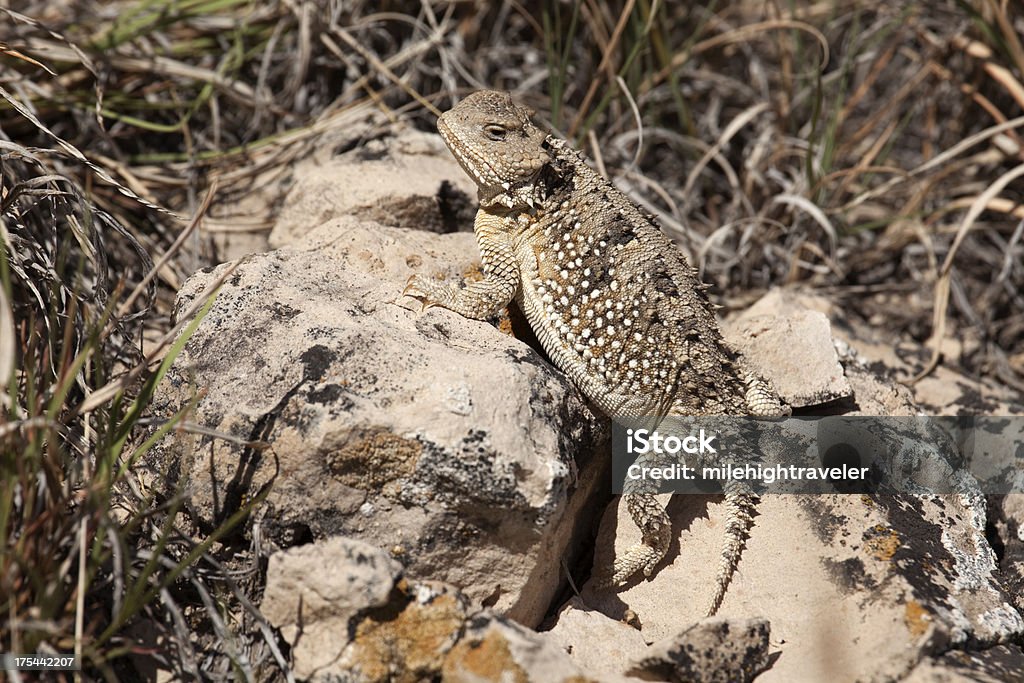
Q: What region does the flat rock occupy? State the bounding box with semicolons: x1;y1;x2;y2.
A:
724;288;852;408
152;217;607;627
542;596;649;679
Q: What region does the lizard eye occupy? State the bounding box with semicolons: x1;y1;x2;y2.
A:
484;124;507;141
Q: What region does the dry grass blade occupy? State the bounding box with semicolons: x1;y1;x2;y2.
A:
72;258;240;418
909;161;1024;383
982;0;1024;89
0;42;56;74
772;194;838;255
568;0;637;137
329;24;443;117
0;84;178;219
115;181;217;322
940;163;1024;275
842;115;1024;212
642;19;830;94
0;282;13;409
682;102;770;199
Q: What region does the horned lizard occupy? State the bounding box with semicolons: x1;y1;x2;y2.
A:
405;90;788;616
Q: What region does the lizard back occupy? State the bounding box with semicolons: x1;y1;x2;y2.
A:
512;139;750;419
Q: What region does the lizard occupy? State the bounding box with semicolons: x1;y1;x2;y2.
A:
404;89;788;617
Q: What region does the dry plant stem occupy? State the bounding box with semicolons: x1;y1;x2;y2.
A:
909;162;1024;384
75;516;86;677
0;284;14;410
682;102;770;199
114;181;218;323
329;24;442;117
568;0;636;138
841;116;1024;213
0;82;180;220
640;20;829;95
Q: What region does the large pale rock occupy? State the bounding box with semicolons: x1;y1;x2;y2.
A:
154;218;607;626
270;125;477;248
580;492;1023;682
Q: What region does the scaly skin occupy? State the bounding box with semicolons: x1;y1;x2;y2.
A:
405;90;788;616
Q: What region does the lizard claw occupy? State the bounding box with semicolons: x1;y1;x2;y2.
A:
402;274;443;312
402;274;423;298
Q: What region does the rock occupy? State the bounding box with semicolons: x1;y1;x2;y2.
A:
579;492;1023;682
260;537;405;680
262;536;475;682
991;493;1024;611
625;617;770;683
261;537;628;683
442;613;627;683
341;580;469;683
724;289;852;408
542;596;649;679
270;125;477;249
833;340;919;415
901;644;1024;682
153;217;607;627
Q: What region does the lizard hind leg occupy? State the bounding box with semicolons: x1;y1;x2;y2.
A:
597;492;672;588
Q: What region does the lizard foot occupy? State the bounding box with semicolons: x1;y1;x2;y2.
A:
402;274;457;311
594;542;667;588
593;493;672;589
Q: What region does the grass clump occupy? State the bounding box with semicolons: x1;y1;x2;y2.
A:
0;134;277;677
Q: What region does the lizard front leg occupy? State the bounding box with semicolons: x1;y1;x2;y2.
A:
404;210;520;320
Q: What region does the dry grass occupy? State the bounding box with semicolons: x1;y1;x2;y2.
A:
2;0;1022;678
2;1;1020;378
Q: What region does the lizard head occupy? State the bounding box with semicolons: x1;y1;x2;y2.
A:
437;90;553;210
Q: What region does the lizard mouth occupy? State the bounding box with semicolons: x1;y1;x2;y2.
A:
437;117;495;188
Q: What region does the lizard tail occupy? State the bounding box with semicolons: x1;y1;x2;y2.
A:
708;481;757;617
